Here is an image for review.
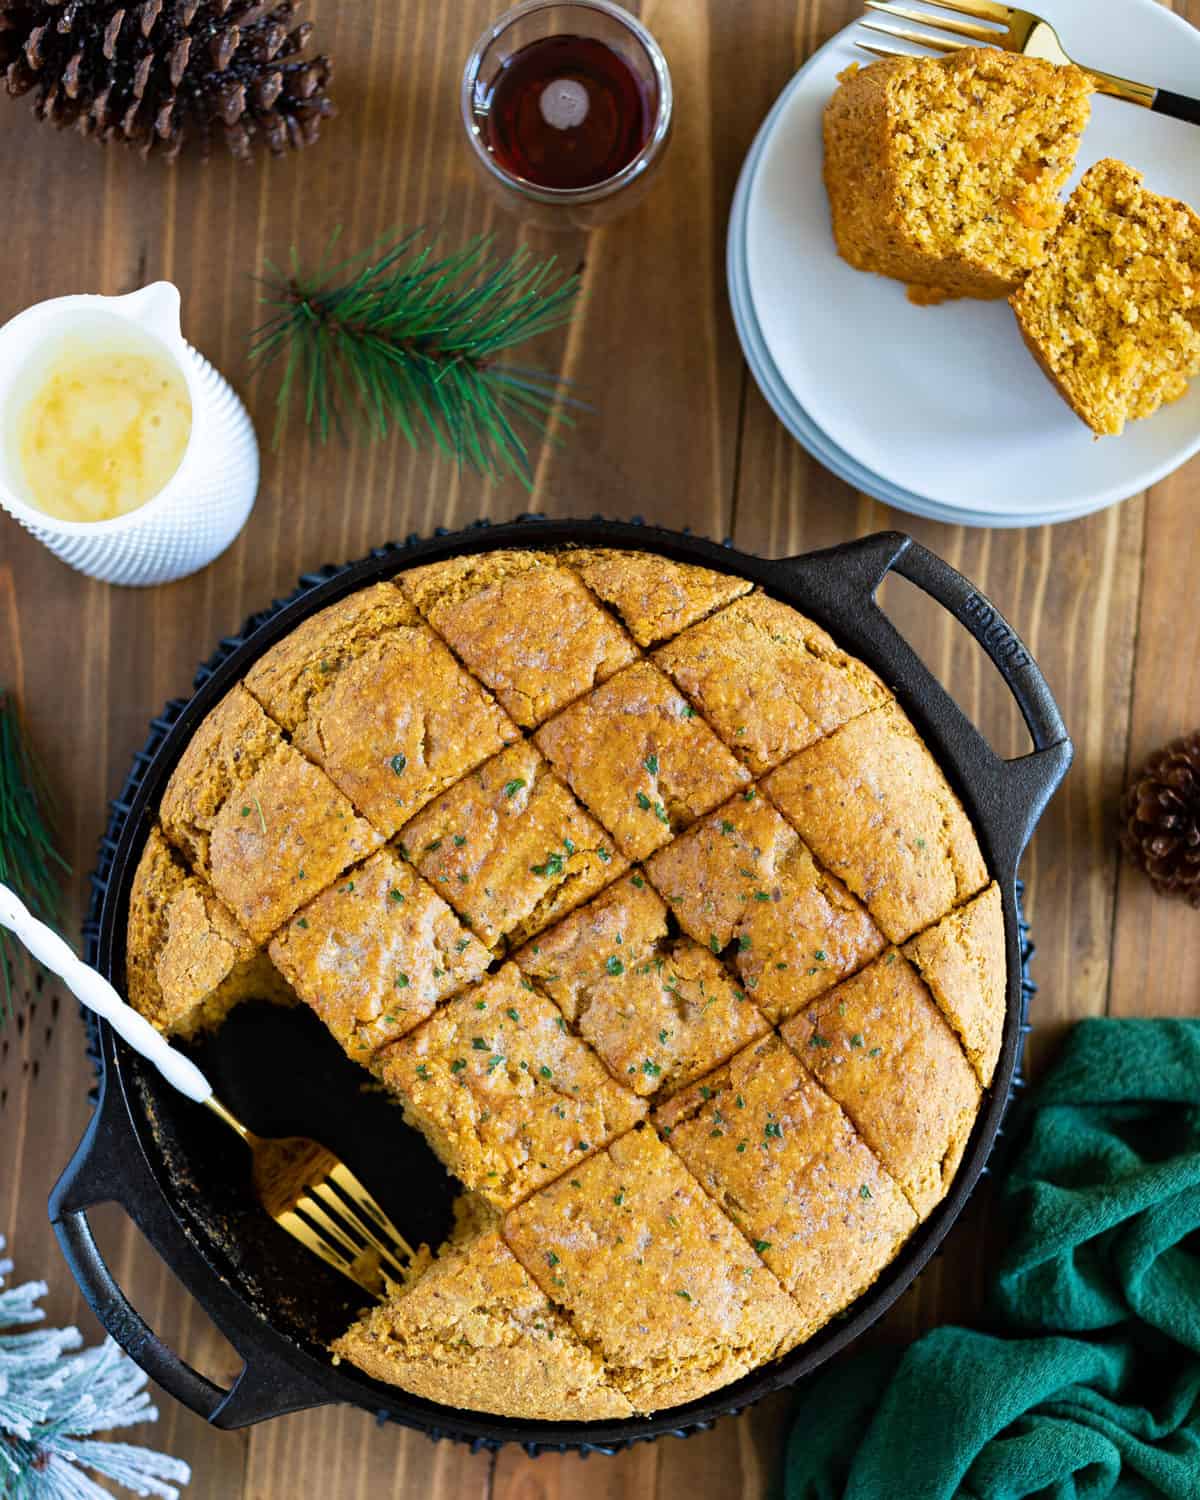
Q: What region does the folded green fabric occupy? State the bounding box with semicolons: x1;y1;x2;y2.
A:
783;1019;1200;1500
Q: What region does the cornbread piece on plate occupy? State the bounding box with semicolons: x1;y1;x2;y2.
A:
159;685;383;943
823;49;1093;301
646;792;885;1022
126;827;294;1037
244;583;518;838
400;741;625;950
535;661;751;862
903;882;1005;1087
654;592;890;774
505;1125;803;1412
332;1229;633;1419
1011;159;1200;436
562;548;752;648
764;702;987;944
781;952;980;1219
268;849;490;1063
655;1036;916;1330
376;964;645;1209
512;873;768;1097
400;550;637;728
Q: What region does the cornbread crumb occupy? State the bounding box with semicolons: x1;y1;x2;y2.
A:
824;49;1093;300
563;548;752;647
1011;158;1200;435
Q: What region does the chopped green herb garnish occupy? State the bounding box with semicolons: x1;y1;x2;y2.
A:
606;955;624;977
860;1184;872;1199
631;874;645;888
868;1046;883;1058
415;1063;429;1079
764;1121;783;1139
810;1033;831;1048
642;1058;661;1078
815;949;827;962
720;819;736;835
531;852;565;878
450;1059;466;1073
471;1037;489;1050
754;891;771;902
850;1033;864;1048
577;1140;590;1152
540;1065;553;1080
453;834;467;846
390;753;407;775
395;973;410;989
675;1289;692;1301
389;888;405;903
644;754;659;775
754;1240;772;1253
296;917;308;929
636;791;652;811
737;935;751;951
504;778;526;798
547;1251;559;1267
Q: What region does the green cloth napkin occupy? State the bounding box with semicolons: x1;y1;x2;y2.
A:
783;1018;1200;1500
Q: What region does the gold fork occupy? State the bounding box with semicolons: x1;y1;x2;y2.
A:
858;0;1200;126
0;881;412;1299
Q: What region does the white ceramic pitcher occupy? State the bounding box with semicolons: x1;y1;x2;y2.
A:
0;282;259;586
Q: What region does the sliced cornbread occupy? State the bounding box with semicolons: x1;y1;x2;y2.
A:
562;548;752;648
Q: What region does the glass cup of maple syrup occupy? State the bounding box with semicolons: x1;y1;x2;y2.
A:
462;0;672;229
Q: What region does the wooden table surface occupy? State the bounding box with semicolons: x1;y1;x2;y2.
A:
2;1;1197;1496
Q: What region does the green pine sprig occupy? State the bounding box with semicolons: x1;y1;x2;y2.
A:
249;230;584;486
0;689;68;1021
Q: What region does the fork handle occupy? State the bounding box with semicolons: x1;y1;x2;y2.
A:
1153;88;1200;128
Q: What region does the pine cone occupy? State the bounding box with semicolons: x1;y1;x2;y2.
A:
1120;730;1200;905
0;0;333;162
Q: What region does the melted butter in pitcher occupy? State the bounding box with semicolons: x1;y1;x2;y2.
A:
16;344;192;522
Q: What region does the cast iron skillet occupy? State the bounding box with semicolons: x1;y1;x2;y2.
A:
49;519;1072;1454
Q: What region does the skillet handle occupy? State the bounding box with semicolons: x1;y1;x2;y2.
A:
49;1066;333;1429
767;531;1073;882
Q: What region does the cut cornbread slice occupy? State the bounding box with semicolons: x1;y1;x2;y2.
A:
375;964;646;1209
654;592;890;774
646;793;885;1023
780;951;980;1218
903;882;1005;1087
332;1229;633;1419
824;50;1093;300
159;685;383;943
244;584;518;839
535;662;751;862
763;702;987;944
268;849;489;1063
399;741;625;950
126;827;295;1037
504;1124;804;1413
562;548;752;648
400;550;637;728
1011;159;1200;435
655;1036;916;1328
512;873;768;1097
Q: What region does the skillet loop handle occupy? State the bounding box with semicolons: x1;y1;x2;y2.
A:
49;1069;332;1429
769;531;1073;881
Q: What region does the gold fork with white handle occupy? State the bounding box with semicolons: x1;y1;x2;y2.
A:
859;0;1200;126
0;881;411;1298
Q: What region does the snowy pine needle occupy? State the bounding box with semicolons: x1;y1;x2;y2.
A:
249;230;583;485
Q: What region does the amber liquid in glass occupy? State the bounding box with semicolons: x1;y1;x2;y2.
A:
480;35;654;191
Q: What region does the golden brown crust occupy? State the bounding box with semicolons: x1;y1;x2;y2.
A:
654;592;890;774
903;882;1005;1086
504;1125;804;1413
268;849;490;1062
655;1036;916;1327
535;662;751;862
399;741;626;950
513;873;769;1097
401;551;638;728
780;951;980;1219
562;548;752;648
332;1230;633;1420
763;702;987;944
375;964;646;1209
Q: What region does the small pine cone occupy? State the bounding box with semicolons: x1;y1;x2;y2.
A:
0;0;333;161
1120;730;1200;905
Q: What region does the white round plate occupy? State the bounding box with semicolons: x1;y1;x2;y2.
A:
743;0;1200;522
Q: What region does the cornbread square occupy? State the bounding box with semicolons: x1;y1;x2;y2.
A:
512;874;769;1097
763;703;987;944
563;548;752;648
126;827;294;1037
268;850;489;1062
504;1125;804;1412
645;794;885;1023
332;1230;633;1419
535;662;751;862
1011;159;1200;436
654;592;890;774
244;584;518;838
159;686;383;943
400;741;626;950
780;952;980;1218
824;50;1093;300
655;1036;916;1328
401;550;637;728
376;964;646;1209
903;882;1005;1087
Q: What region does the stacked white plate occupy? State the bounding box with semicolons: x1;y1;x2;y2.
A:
728;0;1200;527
